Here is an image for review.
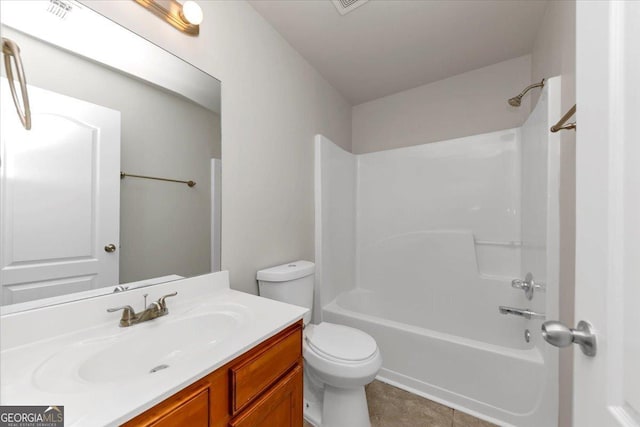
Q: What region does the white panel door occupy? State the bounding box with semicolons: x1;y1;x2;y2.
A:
573;1;640;425
0;78;120;305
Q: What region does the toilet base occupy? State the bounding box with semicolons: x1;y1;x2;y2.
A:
303;397;322;427
303;367;372;427
303;386;371;427
322;384;371;427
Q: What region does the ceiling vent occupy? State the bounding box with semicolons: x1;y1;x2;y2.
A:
331;0;369;16
46;0;73;20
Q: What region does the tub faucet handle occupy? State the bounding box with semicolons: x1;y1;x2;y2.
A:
511;272;544;300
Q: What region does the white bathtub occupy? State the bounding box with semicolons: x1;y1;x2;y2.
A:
323;288;556;427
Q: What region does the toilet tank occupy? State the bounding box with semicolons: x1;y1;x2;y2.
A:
257;260;315;325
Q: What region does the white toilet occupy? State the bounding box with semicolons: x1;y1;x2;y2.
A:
257;260;382;427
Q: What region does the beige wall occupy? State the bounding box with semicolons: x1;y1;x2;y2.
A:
351;55;532;154
1;25;220;286
531;2;577;427
82;1;352;294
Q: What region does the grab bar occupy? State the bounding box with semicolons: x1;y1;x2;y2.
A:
2;38;31;130
475;239;522;248
498;306;545;320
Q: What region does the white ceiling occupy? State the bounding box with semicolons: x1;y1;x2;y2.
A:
249;0;548;105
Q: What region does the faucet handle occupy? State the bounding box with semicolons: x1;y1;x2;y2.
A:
511;272;544;300
106;305;136;327
157;291;178;310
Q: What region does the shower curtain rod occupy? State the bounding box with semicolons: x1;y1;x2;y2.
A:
550;104;576;132
120;172;196;188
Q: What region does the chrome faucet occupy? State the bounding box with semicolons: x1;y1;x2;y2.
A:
107;291;177;327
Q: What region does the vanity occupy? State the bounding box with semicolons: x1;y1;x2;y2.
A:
0;272;307;426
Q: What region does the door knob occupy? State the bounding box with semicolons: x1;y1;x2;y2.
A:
541;320;597;357
104;243;117;253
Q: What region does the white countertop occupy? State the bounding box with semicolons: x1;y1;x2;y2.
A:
0;272;308;426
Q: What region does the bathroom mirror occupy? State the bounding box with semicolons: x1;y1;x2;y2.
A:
0;1;221;311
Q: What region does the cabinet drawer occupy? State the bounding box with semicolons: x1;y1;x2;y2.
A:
149;388;209;427
230;326;302;414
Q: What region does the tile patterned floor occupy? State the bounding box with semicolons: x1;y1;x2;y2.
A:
303;380;497;427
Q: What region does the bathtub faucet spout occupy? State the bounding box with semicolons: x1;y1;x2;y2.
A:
498;306;545;320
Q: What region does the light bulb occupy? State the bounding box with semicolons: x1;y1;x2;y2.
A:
181;1;203;25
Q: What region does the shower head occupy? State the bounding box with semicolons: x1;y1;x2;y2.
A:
508;79;545;107
508;95;523;107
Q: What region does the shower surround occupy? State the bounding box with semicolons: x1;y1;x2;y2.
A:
315;78;562;426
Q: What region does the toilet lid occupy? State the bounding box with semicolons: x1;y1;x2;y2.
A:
305;323;377;362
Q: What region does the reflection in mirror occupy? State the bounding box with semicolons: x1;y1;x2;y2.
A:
0;1;221;311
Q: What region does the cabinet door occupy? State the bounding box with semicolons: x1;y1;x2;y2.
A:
150;388;209;427
229;365;302;427
123;385;210;427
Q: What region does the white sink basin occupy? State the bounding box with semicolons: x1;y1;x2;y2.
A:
78;312;240;383
32;305;247;392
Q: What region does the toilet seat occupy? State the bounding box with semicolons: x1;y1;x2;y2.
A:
303;322;382;389
305;322;377;362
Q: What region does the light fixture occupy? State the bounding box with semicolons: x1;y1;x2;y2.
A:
181;1;203;25
133;0;202;36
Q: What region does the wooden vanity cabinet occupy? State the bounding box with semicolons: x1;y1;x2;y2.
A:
123;321;303;427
